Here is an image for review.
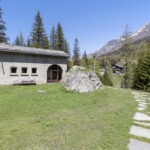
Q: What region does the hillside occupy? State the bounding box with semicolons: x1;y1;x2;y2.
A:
89;22;150;58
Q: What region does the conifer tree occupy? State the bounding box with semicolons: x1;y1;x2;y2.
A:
56;23;65;51
132;48;150;92
0;7;8;43
14;32;24;46
27;38;31;47
43;35;50;49
64;39;71;70
31;10;47;48
88;56;102;80
73;38;80;65
121;25;133;88
82;50;89;68
14;36;19;46
102;61;113;86
50;25;57;49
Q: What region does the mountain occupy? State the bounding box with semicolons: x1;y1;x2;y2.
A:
89;22;150;58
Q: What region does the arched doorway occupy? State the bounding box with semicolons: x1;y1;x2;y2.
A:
47;65;62;83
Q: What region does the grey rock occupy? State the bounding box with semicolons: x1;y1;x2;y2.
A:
61;66;103;93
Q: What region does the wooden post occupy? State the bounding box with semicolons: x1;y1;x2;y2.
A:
72;56;74;68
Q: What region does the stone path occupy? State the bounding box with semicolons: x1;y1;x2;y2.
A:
134;121;150;126
134;112;150;121
129;125;150;139
128;91;150;150
128;139;150;150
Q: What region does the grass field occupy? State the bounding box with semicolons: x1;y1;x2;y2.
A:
0;84;136;150
112;74;123;88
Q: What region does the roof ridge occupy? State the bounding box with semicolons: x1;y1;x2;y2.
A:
0;43;68;57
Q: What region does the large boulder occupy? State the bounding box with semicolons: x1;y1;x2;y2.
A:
61;66;103;93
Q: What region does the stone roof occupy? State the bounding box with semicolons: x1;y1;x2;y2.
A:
0;43;68;57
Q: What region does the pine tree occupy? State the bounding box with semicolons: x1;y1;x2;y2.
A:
0;7;8;43
56;23;64;51
64;39;71;70
14;32;24;46
82;50;89;68
103;69;113;86
50;25;57;50
27;38;31;47
132;48;150;92
14;35;19;46
43;35;50;49
31;10;46;48
73;38;80;65
123;61;133;88
102;61;113;86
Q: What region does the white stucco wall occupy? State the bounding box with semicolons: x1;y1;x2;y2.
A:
0;52;67;85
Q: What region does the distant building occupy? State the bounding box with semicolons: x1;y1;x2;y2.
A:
0;44;68;85
100;68;105;75
112;64;124;75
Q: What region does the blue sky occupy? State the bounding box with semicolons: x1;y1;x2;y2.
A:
1;0;150;55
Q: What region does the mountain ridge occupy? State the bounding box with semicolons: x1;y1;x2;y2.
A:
89;22;150;58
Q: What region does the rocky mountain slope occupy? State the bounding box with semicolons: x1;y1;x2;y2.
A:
89;22;150;58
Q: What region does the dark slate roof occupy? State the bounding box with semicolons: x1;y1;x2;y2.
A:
0;43;68;57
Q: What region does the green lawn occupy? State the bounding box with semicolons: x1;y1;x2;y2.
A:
112;74;123;88
0;84;136;150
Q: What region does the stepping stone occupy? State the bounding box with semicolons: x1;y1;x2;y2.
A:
128;138;150;150
136;99;146;102
139;102;147;105
138;103;147;107
129;125;150;139
134;121;150;126
134;112;150;121
134;95;140;98
138;107;146;111
37;90;46;94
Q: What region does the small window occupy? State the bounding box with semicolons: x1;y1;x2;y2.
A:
22;68;27;73
32;68;37;74
11;67;17;73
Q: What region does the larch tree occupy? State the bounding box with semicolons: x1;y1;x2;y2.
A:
50;25;57;50
31;10;47;48
73;38;80;65
0;6;8;43
121;25;133;88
